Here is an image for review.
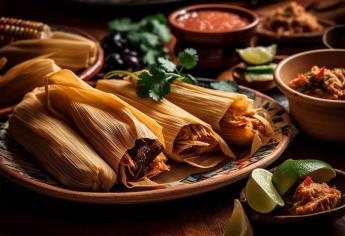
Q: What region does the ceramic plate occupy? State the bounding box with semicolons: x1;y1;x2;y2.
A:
0;82;292;204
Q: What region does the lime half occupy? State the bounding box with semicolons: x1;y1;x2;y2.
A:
224;199;253;236
246;168;284;214
238;44;277;65
272;159;336;196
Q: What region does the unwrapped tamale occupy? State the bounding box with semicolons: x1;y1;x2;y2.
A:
44;70;168;188
9;88;116;191
0;57;61;108
97;79;235;169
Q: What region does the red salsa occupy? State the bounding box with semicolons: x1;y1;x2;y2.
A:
176;10;249;32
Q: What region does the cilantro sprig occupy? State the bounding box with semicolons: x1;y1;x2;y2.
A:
105;48;199;101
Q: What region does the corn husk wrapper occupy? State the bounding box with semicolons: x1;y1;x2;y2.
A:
45;70;167;188
0;57;61;108
8;88;116;191
97;79;235;169
165;82;274;156
0;31;97;71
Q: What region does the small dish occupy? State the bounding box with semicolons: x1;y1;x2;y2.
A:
168;4;259;68
256;18;335;44
274;49;345;142
323;25;345;49
239;169;345;224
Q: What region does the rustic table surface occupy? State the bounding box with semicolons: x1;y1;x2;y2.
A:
1;0;345;235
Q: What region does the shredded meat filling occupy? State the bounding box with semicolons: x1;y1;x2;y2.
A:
290;179;342;215
121;138;164;181
174;124;219;157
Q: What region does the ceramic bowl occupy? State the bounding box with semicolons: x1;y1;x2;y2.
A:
274;49;345;142
168;4;259;68
323;25;345;49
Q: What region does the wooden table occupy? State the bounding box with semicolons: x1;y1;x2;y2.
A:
1;1;345;235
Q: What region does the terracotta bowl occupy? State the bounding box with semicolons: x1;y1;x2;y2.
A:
274;49;345;142
323;25;345;49
168;4;259;68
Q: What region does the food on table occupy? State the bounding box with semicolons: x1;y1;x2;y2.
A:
0;17;51;46
224;199;253;236
0;57;61;108
175;10;249;32
0;31;97;71
245;160;341;216
97;79;234;169
290;176;341;215
261;1;323;36
272;159;337;196
237;44;277;65
288;66;345;100
102;14;171;72
242;63;277;82
245;168;285;214
8;69;169;190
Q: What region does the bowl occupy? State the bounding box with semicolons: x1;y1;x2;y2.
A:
323;25;345;49
168;4;259;68
274;49;345;142
239;168;345;224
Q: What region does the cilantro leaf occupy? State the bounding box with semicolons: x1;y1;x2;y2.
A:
158;57;176;72
108;18;137;32
210;81;239;92
178;73;198;85
151;20;171;44
178;48;199;69
137;64;170;101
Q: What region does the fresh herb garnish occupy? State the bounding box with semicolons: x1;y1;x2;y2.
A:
107;14;170;65
210;80;239;92
105;48;199;101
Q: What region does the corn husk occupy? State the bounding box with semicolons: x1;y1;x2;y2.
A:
8;88;116;191
0;31;97;71
45;70;168;188
165;82;274;156
97;79;235;169
0;57;61;108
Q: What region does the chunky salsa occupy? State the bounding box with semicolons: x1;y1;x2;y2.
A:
289;66;345;100
176;10;249;32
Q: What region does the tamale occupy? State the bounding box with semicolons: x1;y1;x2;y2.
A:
8;88;116;191
164;81;274;155
0;57;60;108
0;31;97;71
45;70;168;188
97;79;235;169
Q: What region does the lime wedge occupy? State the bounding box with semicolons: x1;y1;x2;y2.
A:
244;73;273;82
238;44;277;65
224;199;253;236
272;159;336;196
245;168;284;214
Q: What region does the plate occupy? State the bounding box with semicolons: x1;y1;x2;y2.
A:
256;18;335;44
0;81;292;204
239;169;345;224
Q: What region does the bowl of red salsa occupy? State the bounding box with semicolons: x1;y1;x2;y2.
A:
169;4;259;68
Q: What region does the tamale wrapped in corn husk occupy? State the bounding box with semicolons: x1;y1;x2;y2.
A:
97;79;235;169
8;88;116;191
165;82;274;155
0;57;60;108
0;31;97;71
45;70;168;188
